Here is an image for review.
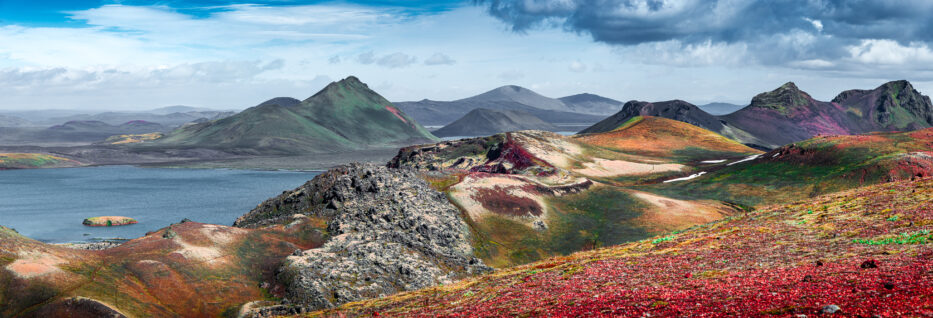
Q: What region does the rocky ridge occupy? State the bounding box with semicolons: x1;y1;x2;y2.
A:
235;163;491;314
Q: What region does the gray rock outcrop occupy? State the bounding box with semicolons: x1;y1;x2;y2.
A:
234;163;490;312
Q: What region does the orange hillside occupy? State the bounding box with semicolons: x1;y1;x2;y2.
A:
575;116;761;159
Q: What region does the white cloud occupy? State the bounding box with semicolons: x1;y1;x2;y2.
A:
847;39;933;65
498;70;525;81
424;53;456;65
803;17;823;32
624;39;750;66
569;60;587;72
376;52;417;68
357;51;376;64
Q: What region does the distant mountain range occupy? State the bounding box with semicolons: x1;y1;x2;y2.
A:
697;102;744;115
0;120;170;145
432;108;557;137
394;86;618;127
582;80;933;149
153;76;438;154
45;109;235;128
0;114;31;127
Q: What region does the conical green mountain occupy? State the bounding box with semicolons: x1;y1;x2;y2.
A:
156;76;438;154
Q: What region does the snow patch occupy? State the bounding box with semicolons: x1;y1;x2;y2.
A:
663;171;707;183
700;159;727;163
727;155;761;166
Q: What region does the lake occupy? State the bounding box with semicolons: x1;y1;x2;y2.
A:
0;166;321;243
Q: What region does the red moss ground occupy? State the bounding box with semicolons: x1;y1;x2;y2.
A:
309;177;933;317
472;187;544;217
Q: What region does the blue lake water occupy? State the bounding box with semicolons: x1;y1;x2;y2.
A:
0;166;321;243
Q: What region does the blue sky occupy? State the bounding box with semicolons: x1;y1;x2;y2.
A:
1;0;933;110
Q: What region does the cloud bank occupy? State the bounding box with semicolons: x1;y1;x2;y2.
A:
478;0;933;70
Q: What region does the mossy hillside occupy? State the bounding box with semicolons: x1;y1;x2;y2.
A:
463;185;651;268
0;153;81;169
155;77;437;154
645;129;933;206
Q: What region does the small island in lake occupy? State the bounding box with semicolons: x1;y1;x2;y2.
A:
82;216;138;227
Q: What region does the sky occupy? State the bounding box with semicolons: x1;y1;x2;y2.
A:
1;0;933;111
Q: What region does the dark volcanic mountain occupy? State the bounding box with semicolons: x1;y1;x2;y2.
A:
831;80;933;131
461;85;568;111
578;100;770;147
154;76;438;154
394;86;607;126
432;108;558;137
724;81;933;147
558;93;624;115
584;80;933;149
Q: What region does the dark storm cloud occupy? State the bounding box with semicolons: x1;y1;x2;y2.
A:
476;0;933;48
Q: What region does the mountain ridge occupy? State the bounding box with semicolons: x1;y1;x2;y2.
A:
153;76;438;154
584;80;933;149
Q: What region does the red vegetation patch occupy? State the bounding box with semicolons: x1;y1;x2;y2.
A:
384;106;409;124
470;134;554;175
472;187;543;217
888;152;933;181
316;178;933;317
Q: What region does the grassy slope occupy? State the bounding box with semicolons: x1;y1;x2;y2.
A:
645;128;933;206
310;177;933;317
0;153;82;169
574;116;761;161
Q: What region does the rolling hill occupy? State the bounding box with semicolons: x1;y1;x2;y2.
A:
575;116;761;159
154;76;438;155
431;108;558;137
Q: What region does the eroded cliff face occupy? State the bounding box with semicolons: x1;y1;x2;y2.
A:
235;163;490;314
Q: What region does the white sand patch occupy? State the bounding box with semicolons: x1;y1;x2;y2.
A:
512;131;583;167
663;171;707;183
171;238;225;264
5;252;65;279
700;159;727;163
727;154;761;166
573;158;684;177
199;224;247;246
